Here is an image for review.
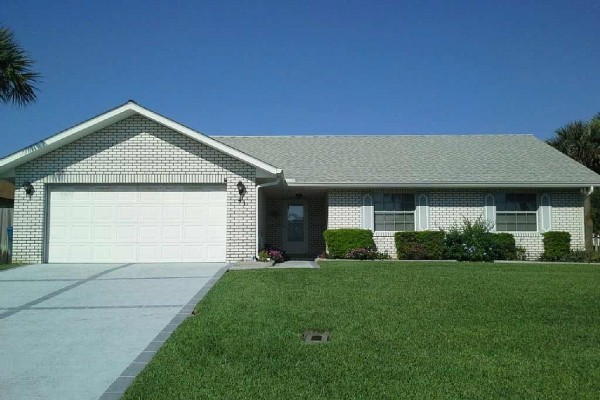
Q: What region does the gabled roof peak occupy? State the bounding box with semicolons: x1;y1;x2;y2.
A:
0;102;282;177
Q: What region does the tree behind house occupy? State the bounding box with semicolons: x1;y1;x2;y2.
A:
546;113;600;249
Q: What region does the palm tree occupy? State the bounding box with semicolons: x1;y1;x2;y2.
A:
547;113;600;250
0;27;41;106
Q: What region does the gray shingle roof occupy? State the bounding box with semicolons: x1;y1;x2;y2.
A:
216;134;600;186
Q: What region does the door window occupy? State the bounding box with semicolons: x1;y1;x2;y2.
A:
287;205;304;242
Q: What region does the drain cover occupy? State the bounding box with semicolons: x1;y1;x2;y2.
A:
302;331;330;344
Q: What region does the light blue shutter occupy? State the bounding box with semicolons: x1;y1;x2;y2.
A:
361;194;374;231
540;193;552;232
416;194;429;231
484;194;496;231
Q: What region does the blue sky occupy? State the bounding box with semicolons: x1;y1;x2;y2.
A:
1;0;599;156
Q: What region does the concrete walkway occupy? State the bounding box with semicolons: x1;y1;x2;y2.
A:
229;260;319;270
0;262;227;400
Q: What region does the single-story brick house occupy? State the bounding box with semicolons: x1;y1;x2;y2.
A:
1;101;599;263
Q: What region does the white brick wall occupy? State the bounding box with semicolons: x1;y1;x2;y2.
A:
13;114;257;263
327;188;584;260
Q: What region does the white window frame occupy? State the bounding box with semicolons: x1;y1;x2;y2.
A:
373;193;416;232
495;193;538;232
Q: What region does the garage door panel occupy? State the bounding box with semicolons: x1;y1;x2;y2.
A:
162;206;183;221
137;245;160;262
208;192;226;202
72;191;93;202
206;226;226;243
162;225;182;242
163;191;184;203
117;206;137;221
71;206;92;222
139;206;161;221
183;244;207;260
117;191;138;203
116;225;137;241
208;206;226;222
184;205;208;221
92;226;114;241
183;225;206;241
49;185;227;263
207;245;226;260
70;246;92;262
161;245;183;261
92;206;114;222
139;191;162;202
139;225;161;241
71;225;92;241
95;191;116;202
51;206;69;220
114;244;136;261
50;225;68;241
184;191;208;202
92;245;113;261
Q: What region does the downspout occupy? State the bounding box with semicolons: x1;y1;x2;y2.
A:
583;186;595;252
255;177;281;259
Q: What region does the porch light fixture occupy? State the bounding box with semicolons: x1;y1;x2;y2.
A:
237;181;246;202
22;181;34;196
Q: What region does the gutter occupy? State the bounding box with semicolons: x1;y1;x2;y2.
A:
284;182;600;189
255;177;281;258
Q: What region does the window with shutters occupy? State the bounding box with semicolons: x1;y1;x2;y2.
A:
374;193;415;231
495;193;537;232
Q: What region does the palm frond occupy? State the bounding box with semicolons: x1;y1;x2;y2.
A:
0;27;41;106
547;117;600;174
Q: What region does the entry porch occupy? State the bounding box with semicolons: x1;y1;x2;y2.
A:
258;187;328;259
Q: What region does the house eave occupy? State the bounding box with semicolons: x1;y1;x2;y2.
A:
284;181;598;189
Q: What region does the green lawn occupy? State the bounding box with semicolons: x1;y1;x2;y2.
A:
0;263;23;271
123;262;600;399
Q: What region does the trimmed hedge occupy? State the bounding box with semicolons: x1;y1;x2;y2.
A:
542;231;571;261
395;231;446;260
323;229;375;259
493;233;517;260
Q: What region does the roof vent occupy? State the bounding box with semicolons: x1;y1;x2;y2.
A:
302;331;330;344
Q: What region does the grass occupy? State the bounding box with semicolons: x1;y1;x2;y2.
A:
0;263;23;271
123;262;600;399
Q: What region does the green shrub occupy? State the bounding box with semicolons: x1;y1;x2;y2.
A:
554;250;600;263
323;229;375;259
541;231;571;261
257;250;269;262
492;233;517;260
515;246;527;261
445;218;496;262
395;231;446;260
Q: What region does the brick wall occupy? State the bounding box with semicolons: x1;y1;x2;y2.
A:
327;188;584;260
13;114;257;263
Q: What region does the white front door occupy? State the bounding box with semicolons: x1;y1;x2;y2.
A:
47;184;227;263
282;201;308;254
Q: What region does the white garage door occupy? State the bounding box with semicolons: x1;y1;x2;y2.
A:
48;185;227;263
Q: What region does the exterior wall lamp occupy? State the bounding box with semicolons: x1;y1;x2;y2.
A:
237;181;246;203
22;181;34;196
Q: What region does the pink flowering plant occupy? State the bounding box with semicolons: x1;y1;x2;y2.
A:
259;246;288;263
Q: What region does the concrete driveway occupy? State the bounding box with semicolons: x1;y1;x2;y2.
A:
0;262;228;400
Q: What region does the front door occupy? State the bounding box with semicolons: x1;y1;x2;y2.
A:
283;202;308;254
